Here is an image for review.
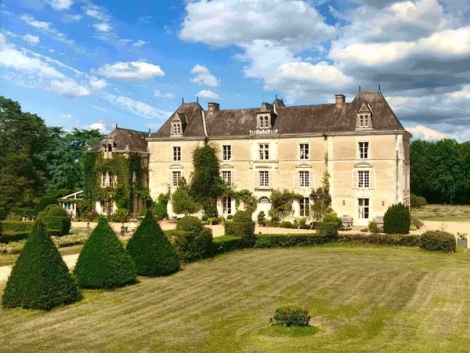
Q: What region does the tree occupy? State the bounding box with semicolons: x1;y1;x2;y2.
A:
269;189;301;221
2;221;80;310
126;211;180;276
190;143;224;214
383;203;410;234
172;179;200;215
74;218;137;289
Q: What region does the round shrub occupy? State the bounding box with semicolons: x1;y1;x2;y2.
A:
74;218;137;289
273;304;310;327
420;230;456;253
152;203;167;220
232;210;253;223
111;208;129;223
280;221;293;229
2;221;81;310
173;227;213;262
176;216;204;234
127;211;179;277
316;222;339;237
37;204;71;236
383;203;410;234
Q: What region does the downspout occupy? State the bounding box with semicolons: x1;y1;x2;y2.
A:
201;109;208;138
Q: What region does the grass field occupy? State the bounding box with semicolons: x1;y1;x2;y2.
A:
411;204;470;221
1;246;470;352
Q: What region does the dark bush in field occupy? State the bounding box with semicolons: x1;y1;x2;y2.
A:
383;203;410;234
273;304;310;327
420;230;456;253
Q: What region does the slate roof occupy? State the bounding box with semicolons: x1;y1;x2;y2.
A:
149;91;407;139
88;126;149;153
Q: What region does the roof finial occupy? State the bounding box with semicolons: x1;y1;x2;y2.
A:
197;96;199;103
378;84;381;91
275;94;278;100
182;98;184;104
115;123;118;128
359;86;361;92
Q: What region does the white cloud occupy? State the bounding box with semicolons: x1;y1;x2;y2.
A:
104;93;172;120
49;79;91;97
62;14;82;22
61;113;73;121
154;90;174;98
89;77;107;91
93;22;112;32
196;89;219;99
83;4;108;21
407;125;448;140
133;40;146;47
190;64;219;87
94;61;165;81
20;14;76;47
20;14;50;30
48;0;73;10
277;62;352;84
88;119;115;134
23;34;40;45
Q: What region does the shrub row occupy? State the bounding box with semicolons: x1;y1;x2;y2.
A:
254;234;336;248
337;233;421;247
40;216;71;236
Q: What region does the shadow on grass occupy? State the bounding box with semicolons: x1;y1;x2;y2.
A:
258;325;320;337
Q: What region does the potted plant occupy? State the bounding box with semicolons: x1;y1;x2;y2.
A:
457;232;467;248
257;211;266;227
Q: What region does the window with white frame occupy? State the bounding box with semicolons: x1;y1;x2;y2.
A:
358;170;370;188
101;172;114;188
358;198;369;219
299;143;309;160
300;198;310;217
171;122;182;135
259;144;269;160
222;196;232;215
173;146;181;161
222;145;232;160
259;170;270;187
258;115;270;129
222;170;232;185
299;171;310;187
357;114;371;128
172;171;182;187
359;142;369;159
100;200;113;215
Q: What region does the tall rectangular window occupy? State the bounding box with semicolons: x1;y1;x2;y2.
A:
222;145;232;160
222;196;232;215
173;146;181;161
259;171;270;187
101;172;113;188
172;122;182;135
359;142;369;159
259;144;269;160
300;198;310;217
299;144;309;160
222;171;232;185
172;171;182;187
358;171;370;188
358;198;369;219
299;171;310;187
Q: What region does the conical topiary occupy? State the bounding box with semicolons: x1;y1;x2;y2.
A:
127;210;180;277
2;221;81;310
73;217;137;289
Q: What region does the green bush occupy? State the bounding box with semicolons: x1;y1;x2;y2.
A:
51;233;89;248
254;236;272;248
273;304;310;327
280;221;294;228
0;231;30;243
173;226;213;262
38;205;71;236
420;230;456;253
338;233;420;247
368;220;380;234
212;236;245;254
2;221;81;310
411;216;424;230
0;240;26;254
0;208;7;220
323;212;342;228
255;234;335;248
176;216;204;234
410;194;427;208
1;221;34;234
73;218;137;289
152;203;167;220
383;203;410;234
34;196;59;215
111;208;129;223
316;222;339;236
209;217;219;225
225;211;255;247
257;211;266;224
9;208;36;218
127;211;179;276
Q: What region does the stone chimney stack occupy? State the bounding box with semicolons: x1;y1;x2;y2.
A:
335;94;345;108
208;102;220;113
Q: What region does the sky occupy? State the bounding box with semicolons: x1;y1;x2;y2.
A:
1;0;469;141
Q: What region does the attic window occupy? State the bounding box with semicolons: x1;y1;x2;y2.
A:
357;113;371;128
171;122;182;135
258;115;270;129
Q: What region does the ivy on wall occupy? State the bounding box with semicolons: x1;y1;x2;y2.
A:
82;152;150;215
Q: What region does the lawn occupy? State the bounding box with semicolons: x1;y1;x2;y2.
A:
411;204;470;221
1;246;470;352
0;244;84;267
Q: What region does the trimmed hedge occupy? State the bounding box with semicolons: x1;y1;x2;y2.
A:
2;221;81;310
74;218;137;289
273;304;310;327
316;222;339;236
0;221;34;243
212;236;245;255
254;234;336;248
383;203;410;234
173;226;214;263
38;205;71;236
337;233;420;247
126;211;180;277
420;230;456;253
9;208;36;218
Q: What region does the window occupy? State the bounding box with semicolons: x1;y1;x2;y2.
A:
222;196;232;215
173;146;181;161
358;198;369;219
300;144;309;160
299;171;310;187
101;172;114;188
100;200;113;215
300;198;310;217
258;115;270;129
358;171;369;188
171;122;182;135
259;144;269;160
222;171;232;185
259;171;270;187
359;142;369;159
172;171;182;187
222;145;232;160
357;114;370;128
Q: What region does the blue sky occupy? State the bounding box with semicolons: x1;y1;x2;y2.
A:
1;0;469;141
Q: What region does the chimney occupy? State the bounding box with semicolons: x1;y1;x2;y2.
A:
335;94;345;108
207;102;220;113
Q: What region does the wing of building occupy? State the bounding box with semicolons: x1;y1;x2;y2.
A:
86;91;411;226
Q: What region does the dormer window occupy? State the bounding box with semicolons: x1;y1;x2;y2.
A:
258;115;271;129
171;122;182;135
356;103;372;129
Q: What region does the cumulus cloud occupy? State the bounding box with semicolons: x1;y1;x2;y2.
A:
20;14;76;47
23;34;40;45
89;77;107;91
49;79;90;97
61;113;73;121
407;125;448;140
196;89;219;99
48;0;73;10
154;90;174;98
93;22;112;32
104;93;172;121
94;61;165;81
190;64;219;87
133;40;146;47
